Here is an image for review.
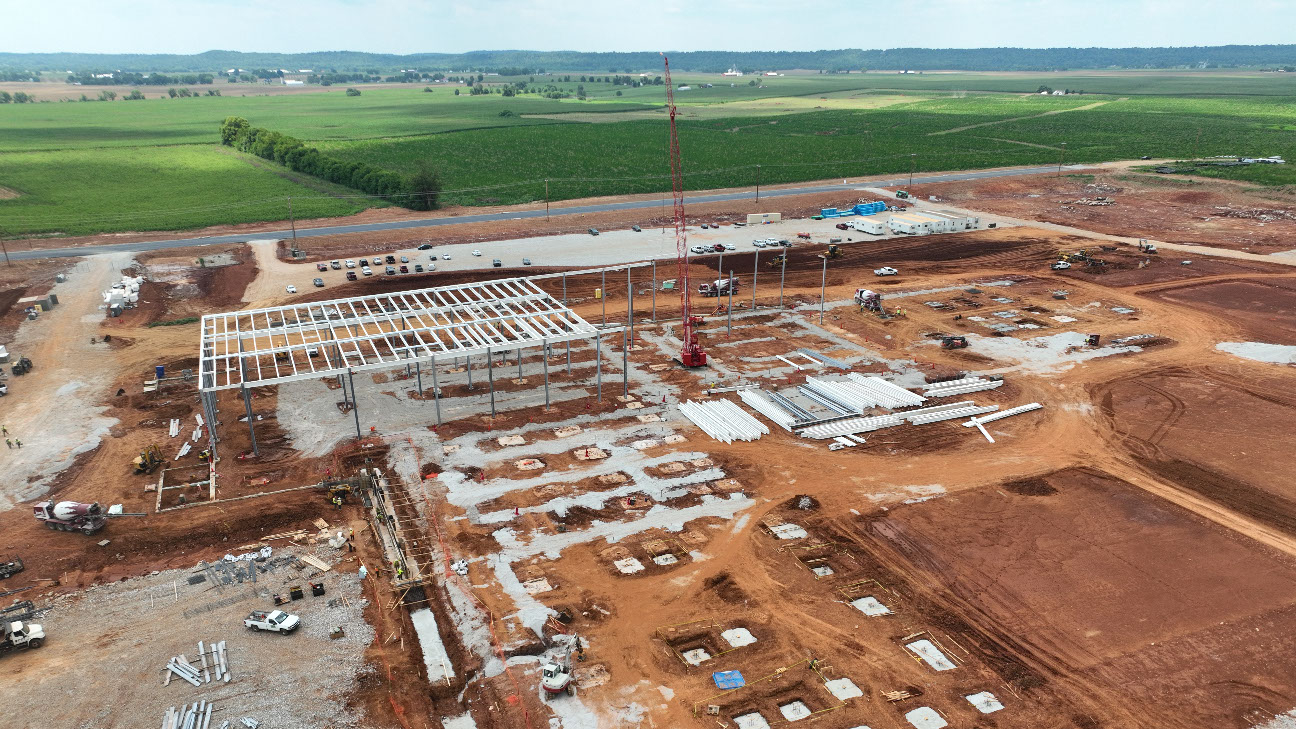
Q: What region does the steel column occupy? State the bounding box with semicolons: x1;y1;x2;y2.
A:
347;368;361;439
542;341;550;408
415;360;422;397
487;347;496;417
241;385;258;456
595;333;602;402
431;358;442;425
622;329;628;396
820;257;828;325
779;248;787;308
752;248;759;310
651;260;657;322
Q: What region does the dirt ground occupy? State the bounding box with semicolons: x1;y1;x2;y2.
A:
1;168;1295;729
909;170;1296;254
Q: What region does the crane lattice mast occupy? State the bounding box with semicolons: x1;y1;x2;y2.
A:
662;53;707;367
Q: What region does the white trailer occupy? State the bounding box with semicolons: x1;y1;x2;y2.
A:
848;219;885;235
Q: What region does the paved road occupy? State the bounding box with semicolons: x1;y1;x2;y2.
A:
8;165;1066;261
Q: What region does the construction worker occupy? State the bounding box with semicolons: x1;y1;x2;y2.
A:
333;496;343;510
1;425;7;436
14;440;21;449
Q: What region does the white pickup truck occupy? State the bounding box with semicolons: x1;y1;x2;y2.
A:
244;610;301;634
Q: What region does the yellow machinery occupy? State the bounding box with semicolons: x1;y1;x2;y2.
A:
133;445;164;475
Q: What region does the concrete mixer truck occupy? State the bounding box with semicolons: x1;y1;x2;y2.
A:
32;501;144;535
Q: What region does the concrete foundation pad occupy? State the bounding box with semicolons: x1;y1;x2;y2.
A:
624;401;645;410
653;553;679;566
574;447;609;461
690;457;714;467
521;577;553;595
905;707;947;729
966;692;1004;714
497;435;526;447
825;678;863;700
734;713;771;729
770;523;808;540
779;701;811;721
636;413;664;423
681;647;712;665
631;439;661;450
906;640;956;671
649;363;672;372
553;426;582;438
659;462;688;473
442;444;460;456
613;557;645;574
722;627;757;647
811;565;834;577
663;434;687;444
598;473;629;484
851;596;892;616
515;459;545;471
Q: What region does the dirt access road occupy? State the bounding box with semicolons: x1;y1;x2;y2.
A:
0;253;130;510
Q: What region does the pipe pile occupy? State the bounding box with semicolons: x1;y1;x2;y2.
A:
963;402;1042;427
844;374;926;409
738;390;798;431
923;377;1004;398
679;399;770;443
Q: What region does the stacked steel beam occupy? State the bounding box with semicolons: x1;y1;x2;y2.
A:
922;377;1004;398
679;399;769;443
963;402;1042;427
844;374;926;409
738;390;798;431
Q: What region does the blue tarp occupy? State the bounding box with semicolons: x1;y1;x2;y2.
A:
712;670;746;689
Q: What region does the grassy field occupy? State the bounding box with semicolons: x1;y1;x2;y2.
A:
0;146;370;236
1;72;1294;237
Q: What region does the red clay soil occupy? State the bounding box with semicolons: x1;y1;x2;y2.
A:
1140;276;1296;344
909;171;1296;253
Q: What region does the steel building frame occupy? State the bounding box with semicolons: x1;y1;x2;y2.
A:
199;277;604;391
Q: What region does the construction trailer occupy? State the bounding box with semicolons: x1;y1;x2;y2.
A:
847;219;885;235
887;213;939;235
887;210;980;235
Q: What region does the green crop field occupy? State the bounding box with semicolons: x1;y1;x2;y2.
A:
0;146;370;237
1;72;1294;237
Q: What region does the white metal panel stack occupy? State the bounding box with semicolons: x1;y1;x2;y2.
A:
738;389;798;432
679;400;770;444
844;374;926;409
799;414;903;440
923;377;1004;398
963;402;1042;427
909;404;999;425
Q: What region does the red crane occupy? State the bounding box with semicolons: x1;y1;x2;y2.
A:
662;53;707;367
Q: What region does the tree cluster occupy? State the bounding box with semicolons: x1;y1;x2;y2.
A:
67;71;213;86
219;117;441;210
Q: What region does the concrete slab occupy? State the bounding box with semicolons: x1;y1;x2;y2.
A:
652;553;679;566
734;713;771;729
722;627;757;647
779;701;811;721
905;707;947;729
553;426;582;438
521;577;553;595
825;678;863;700
851;596;892;617
682;647;712;665
497;435;526;447
515;459;545;471
966;692;1004;714
613;557;645;574
574;447;609;460
770;523;808;540
906;640;957;671
811;565;835;578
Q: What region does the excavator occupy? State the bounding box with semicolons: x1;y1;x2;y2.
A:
133;445;164;475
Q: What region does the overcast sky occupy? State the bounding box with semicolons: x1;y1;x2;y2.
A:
7;0;1295;55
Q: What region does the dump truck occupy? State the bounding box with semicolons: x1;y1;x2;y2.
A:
1;601;43;654
698;278;739;298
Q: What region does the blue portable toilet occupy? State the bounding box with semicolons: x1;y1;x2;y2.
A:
155;365;165;380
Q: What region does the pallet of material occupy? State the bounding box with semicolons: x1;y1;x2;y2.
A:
300;554;332;572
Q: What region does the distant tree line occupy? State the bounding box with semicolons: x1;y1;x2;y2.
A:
67;71;213;86
0;91;34;103
0;70;40;82
219;117;441;210
8;46;1296;74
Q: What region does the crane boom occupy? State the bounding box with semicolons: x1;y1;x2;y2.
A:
662;53;707;367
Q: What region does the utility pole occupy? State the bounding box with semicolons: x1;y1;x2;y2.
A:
908;154;916;188
820;256;828;325
288;196;298;248
1057;142;1067;176
755;164;762;203
544;179;550;222
1192;128;1202;161
0;233;10;267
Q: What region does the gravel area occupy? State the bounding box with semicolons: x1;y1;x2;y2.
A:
0;546;374;729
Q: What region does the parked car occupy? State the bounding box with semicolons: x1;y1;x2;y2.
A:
316;263;328;272
1050;261;1071;270
522;258;532;265
724;243;736;251
346;271;358;281
344;260;356;268
385;255;396;264
414;264;424;273
385;266;396;275
631;225;642;232
417;243;433;250
313;278;324;287
442;253;452;260
471;250;482;257
358;258;369;266
285;285;297;294
712;244;725;252
330;260;341;270
492;259;502;267
835;223;849;230
362;267;373;276
699;223;709;229
588;228;600;236
874;267;899;276
400;256;409;263
399;265;409;273
244;610;300;634
689;245;708;254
